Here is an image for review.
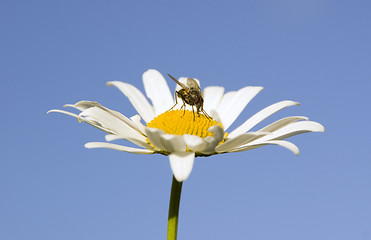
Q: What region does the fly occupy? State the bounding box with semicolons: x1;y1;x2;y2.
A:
167;73;211;120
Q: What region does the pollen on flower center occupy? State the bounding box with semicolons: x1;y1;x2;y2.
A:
147;110;223;138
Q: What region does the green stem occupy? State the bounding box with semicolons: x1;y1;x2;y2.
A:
167;176;183;240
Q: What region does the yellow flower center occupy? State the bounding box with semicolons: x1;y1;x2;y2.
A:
147;110;223;138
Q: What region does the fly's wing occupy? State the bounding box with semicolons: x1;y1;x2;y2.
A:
186;78;201;91
167;74;189;91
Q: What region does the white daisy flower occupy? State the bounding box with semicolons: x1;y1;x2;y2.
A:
48;69;324;182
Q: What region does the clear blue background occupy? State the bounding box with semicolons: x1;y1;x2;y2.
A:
1;0;370;239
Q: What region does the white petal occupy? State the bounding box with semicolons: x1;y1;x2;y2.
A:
107;81;155;123
216;86;263;131
268;140;300;155
174;125;224;155
47;109;79;118
198;125;225;154
75;105;150;149
145;128;186;152
110;110;144;133
169;152;195;182
51;106;115;135
183;134;209;152
105;134;122;141
79;107;144;140
229;100;300;138
209;109;222;123
71;101;142;133
145;128;167;150
254;121;325;142
202;86;225;114
130;115;146;134
64;101;98;111
85;142;154;154
63;103;75;108
161;134;187;152
48;108;148;148
257;116;309;133
104;133;153;149
142;69;174;115
228;140;300;155
208;125;225;143
215;132;267;153
183;134;220;155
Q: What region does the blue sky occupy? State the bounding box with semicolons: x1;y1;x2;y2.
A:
1;0;370;239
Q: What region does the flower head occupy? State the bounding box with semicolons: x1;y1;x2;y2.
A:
49;69;324;182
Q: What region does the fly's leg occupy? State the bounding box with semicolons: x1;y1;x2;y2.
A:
169;91;179;111
181;101;186;117
200;106;212;120
202;109;212;120
192;106;196;121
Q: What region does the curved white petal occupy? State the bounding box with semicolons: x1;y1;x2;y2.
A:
64;101;100;111
130;115;146;134
216;86;263;131
198;125;225;154
104;134;153;149
79;107;146;142
143;69;174;115
145;128;167;150
215;132;267;153
229;100;300;138
63;103;75;108
208;125;225;143
169;152;195;182
107;81;155;123
199;137;218;154
202;86;225;114
67;102;151;148
70;101;142;133
267;140;300;155
183;134;209;152
85;142;154;154
177;125;225;154
257;116;309;133
254;121;325;142
65;103;151;149
49;107;147;148
145;128;187;152
47;109;79;118
161;134;187;152
228;140;300;155
105;134;122;141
